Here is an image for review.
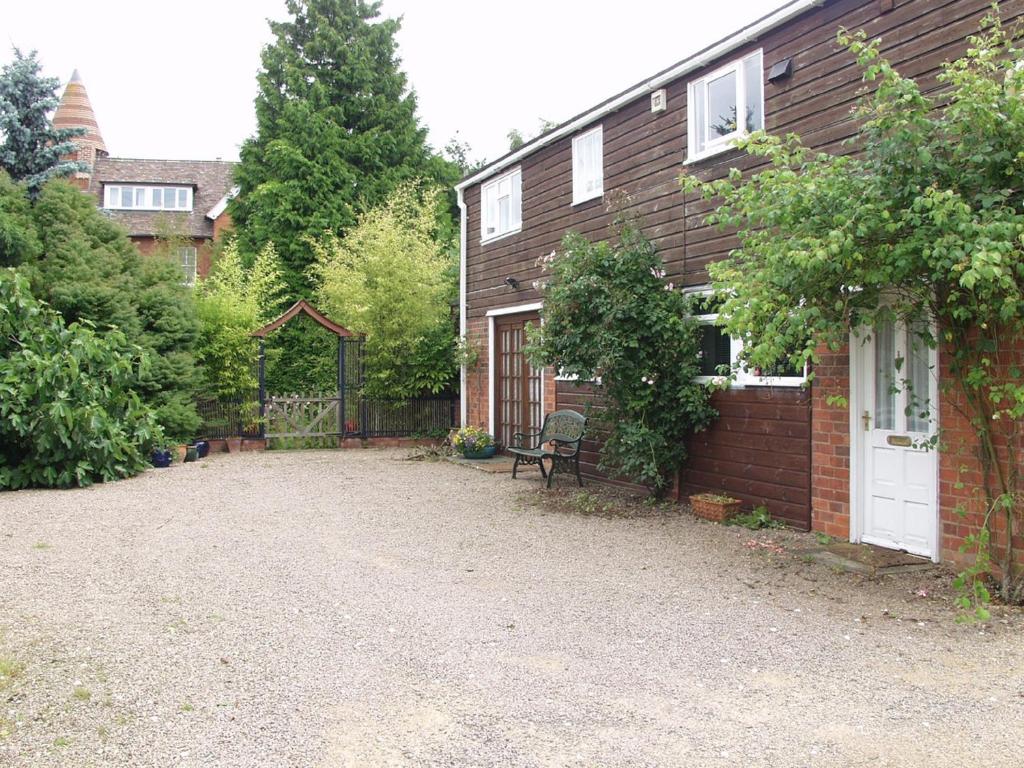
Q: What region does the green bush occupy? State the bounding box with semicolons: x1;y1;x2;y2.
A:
525;215;717;495
0;270;159;488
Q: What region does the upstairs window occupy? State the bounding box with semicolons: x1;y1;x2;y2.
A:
481;168;522;243
104;185;194;211
178;246;197;286
687;50;764;163
572;125;603;205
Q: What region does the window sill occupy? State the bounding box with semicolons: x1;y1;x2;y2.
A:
480;227;522;246
572;190;603;207
684;135;747;166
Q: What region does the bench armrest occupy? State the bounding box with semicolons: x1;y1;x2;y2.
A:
549;437;583;456
511;430;542;449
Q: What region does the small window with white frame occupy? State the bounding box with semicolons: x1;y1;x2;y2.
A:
692;292;806;386
572;125;603;205
480;168;522;243
178;246;197;286
686;50;764;163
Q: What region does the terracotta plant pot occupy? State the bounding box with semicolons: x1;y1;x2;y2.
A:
689;493;742;523
175;444;188;463
226;437;242;453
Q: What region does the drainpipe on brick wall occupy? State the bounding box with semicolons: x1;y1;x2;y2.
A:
457;187;468;426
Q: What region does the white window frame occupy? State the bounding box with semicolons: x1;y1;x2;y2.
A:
686;49;764;164
692;290;806;388
480;168;522;244
571;125;603;205
178;246;198;286
103;185;195;212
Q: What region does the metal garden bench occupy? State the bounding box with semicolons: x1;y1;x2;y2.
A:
508;409;587;488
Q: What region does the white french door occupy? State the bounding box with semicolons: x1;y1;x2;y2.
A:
855;318;939;559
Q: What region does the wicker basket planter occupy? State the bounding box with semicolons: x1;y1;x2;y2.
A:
689;493;742;523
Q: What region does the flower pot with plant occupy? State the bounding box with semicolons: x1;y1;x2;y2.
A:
689;492;742;523
452;426;496;459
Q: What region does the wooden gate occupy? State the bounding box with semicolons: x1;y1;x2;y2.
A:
264;394;343;439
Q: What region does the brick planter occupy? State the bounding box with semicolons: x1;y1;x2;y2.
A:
689;493;742;523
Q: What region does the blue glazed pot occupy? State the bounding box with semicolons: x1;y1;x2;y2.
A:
463;445;497;460
195;440;210;459
151;449;172;468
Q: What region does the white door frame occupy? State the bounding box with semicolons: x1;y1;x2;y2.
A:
485;303;543;438
848;324;941;562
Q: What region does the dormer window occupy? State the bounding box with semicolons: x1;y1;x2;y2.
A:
103;185;193;211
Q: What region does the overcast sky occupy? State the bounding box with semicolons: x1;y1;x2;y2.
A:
4;0;783;165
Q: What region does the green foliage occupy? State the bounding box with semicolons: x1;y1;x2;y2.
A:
313;183;457;398
525;215;717;495
730;505;785;530
0;270;159;489
21;181;200;441
194;240;289;399
681;16;1024;605
0;49;87;196
230;0;461;298
0;171;40;266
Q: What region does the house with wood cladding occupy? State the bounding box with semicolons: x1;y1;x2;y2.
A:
456;0;1024;566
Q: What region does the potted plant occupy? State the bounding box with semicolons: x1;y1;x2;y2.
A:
184;444;199;463
689;492;742;523
151;445;173;468
452;426;497;459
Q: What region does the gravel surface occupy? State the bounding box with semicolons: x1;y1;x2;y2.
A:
1;449;1022;767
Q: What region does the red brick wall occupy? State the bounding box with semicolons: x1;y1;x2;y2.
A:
937;337;1024;567
131;235;213;279
810;345;852;540
212;210;233;241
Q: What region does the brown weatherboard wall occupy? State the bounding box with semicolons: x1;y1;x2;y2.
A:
463;0;1024;522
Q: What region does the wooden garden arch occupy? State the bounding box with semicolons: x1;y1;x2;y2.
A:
251;300;361;439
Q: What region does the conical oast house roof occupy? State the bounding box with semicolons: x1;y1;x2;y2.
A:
53;69;107;177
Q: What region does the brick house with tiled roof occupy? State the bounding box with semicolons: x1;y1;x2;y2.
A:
53;71;236;283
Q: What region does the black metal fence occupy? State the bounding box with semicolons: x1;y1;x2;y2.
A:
196;392;458;441
195;396;261;439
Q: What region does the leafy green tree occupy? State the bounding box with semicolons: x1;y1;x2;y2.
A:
193;240;289;398
24;181;200;440
0;49;86;196
525;214;717;495
681;18;1024;607
312;183;457;398
0;270;159;489
231;0;461;297
0;170;40;266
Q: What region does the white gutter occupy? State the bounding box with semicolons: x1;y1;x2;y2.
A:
457;187;468;426
455;0;824;192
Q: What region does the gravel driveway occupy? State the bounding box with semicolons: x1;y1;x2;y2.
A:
1;449;1022;767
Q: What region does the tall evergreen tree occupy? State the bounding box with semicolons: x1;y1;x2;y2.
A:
0;49;86;196
231;0;460;297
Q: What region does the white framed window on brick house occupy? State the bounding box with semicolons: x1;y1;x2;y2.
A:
178;246;197;286
692;293;805;387
572;125;603;205
480;168;522;243
103;185;194;212
686;50;764;163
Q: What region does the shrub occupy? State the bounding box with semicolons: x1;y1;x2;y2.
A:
525;214;717;495
0;270;159;488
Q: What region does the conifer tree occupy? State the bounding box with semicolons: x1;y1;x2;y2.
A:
0;49;86;196
230;0;460;297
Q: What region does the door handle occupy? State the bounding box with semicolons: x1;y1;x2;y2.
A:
862;410;871;431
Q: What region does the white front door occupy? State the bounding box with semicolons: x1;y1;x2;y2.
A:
855;319;939;559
